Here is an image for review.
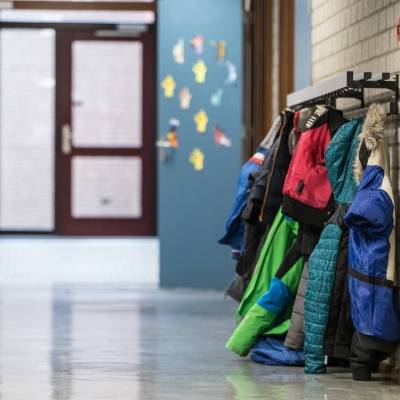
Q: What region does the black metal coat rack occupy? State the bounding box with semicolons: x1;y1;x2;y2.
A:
287;71;400;115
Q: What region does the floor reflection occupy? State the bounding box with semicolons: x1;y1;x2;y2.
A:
0;285;398;399
51;286;72;400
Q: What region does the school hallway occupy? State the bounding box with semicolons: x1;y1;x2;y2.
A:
2;0;400;398
1;276;400;399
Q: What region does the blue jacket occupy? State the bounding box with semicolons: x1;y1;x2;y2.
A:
345;104;400;342
218;147;268;255
219;117;283;257
345;165;400;341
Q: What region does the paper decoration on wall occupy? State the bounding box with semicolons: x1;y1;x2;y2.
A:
194;109;209;133
161;74;176;98
211;88;224;107
210;40;226;63
173;38;185;64
217;40;227;63
190;35;204;55
192;59;208;83
189;148;205;171
214;125;232;148
225;61;238;85
166;118;180;148
179;87;192;109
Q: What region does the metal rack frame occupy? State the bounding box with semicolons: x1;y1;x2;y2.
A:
287;71;400;115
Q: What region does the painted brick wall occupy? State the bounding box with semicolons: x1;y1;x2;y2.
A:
311;0;400;83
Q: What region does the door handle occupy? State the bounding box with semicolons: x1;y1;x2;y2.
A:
61;123;72;155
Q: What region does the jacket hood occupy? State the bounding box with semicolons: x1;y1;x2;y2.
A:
296;107;317;133
354;103;386;183
325;118;362;204
260;114;283;149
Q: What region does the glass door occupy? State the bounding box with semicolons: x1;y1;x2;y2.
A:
56;29;156;235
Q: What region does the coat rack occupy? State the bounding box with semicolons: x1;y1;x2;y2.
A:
287;71;400;115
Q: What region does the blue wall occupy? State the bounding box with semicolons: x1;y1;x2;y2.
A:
295;0;312;90
157;0;242;289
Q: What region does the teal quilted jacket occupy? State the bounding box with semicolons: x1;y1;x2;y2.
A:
304;118;362;374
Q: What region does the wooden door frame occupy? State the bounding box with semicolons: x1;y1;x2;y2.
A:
7;1;156;12
55;26;156;236
242;0;294;159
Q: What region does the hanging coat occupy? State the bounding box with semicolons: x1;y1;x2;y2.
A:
284;262;308;350
323;227;354;361
344;104;400;380
219;115;282;257
225;140;280;302
218;146;269;256
243;109;294;227
282;107;347;227
225;208;304;356
227;112;295;302
304;118;362;374
236;207;300;318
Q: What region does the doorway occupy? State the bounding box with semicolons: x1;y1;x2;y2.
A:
56;29;156;235
0;22;156;236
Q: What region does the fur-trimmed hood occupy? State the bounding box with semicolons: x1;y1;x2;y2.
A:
354;103;387;182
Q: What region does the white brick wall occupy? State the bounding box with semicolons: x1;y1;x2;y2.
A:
311;0;400;82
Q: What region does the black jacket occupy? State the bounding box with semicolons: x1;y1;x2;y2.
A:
226;111;294;302
323;225;354;360
242;110;294;227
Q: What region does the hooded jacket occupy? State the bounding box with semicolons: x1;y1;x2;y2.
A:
282;107;347;227
243;110;294;227
218;146;269;257
345;104;400;342
226;112;293;302
304;118;362;374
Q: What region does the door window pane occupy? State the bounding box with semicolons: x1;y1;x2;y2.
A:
0;28;55;231
71;156;142;218
72;41;143;148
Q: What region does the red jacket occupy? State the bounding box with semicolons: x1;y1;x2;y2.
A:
282;107;347;227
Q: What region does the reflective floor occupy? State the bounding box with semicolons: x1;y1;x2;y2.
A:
0;285;400;400
0;237;159;285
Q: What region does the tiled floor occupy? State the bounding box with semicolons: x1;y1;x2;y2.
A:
0;284;399;399
0;238;399;399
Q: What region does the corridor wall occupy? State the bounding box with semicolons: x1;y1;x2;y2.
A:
157;0;243;289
